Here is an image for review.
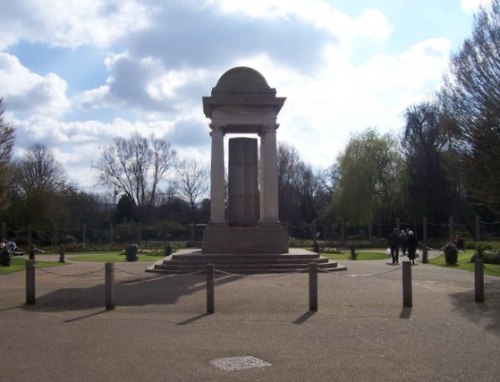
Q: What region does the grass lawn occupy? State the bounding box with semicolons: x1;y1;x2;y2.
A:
429;250;500;277
68;252;164;263
0;257;62;275
322;250;388;261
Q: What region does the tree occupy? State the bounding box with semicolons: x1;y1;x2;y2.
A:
94;134;176;209
9;144;70;230
174;159;209;240
401;102;455;222
13;144;67;196
278;144;320;226
440;0;500;213
0;98;15;210
330;128;406;225
114;194;136;223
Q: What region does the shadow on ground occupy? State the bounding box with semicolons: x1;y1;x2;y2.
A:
26;273;244;312
449;278;500;336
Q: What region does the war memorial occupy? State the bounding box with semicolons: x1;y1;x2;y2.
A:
151;66;344;273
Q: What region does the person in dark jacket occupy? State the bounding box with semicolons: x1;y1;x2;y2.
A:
400;229;408;256
407;230;418;264
388;228;401;264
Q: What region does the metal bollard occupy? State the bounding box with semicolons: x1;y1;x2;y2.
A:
28;247;35;264
207;264;215;314
475;258;484;303
25;260;36;305
59;245;65;263
422;246;428;264
105;263;115;310
402;261;412;308
309;262;318;311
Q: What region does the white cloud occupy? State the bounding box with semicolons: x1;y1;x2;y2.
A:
461;0;492;11
0;0;151;49
0;53;70;117
1;0;474;191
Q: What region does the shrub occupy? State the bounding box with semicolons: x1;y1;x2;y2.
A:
443;244;458;265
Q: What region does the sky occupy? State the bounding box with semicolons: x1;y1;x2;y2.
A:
0;0;492;193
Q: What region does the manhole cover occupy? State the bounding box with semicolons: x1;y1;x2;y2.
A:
210;356;272;371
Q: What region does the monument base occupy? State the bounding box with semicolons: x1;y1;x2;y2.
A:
202;223;288;254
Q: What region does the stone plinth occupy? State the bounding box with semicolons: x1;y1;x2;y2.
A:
202;223;288;254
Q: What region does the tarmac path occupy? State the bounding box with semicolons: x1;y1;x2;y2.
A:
1;253;499;381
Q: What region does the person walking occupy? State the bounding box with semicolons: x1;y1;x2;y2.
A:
388;228;401;264
407;231;418;264
400;229;408;256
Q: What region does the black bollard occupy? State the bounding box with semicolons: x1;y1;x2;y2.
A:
475;258;484;303
207;264;215;314
26;260;36;305
402;261;412;308
422;245;428;264
309;262;318;311
105;263;115;310
350;245;357;260
59;245;65;263
28;247;35;264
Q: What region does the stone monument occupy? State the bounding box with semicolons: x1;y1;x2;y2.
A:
202;66;288;254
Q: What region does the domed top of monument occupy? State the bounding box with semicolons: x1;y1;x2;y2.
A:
213;66;272;93
203;66;285;119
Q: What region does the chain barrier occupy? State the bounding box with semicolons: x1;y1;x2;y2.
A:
214;267;310;278
34;265;104;277
319;265;401;278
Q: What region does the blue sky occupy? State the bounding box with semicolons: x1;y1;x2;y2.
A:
0;0;492;192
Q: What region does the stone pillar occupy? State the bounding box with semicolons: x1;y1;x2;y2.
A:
210;125;225;223
260;126;279;223
228;138;259;226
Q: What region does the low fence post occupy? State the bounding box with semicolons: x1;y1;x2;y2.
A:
309;262;318;312
28;246;35;264
26;260;36;305
59;244;65;263
402;261;412;308
422;245;428;264
105;263;115;310
207;264;215;314
475;258;484;303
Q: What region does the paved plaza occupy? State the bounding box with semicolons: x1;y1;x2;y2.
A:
1;253;499;381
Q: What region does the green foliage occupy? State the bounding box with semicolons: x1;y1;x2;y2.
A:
0;257;62;275
440;0;500;214
430;250;500;277
322;250;387;261
68;252;163;262
330;128;406;225
401;102;456;222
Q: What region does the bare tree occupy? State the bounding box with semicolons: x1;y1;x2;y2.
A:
10;144;70;228
94;134;176;208
13;144;67;196
0;99;15;209
174;158;209;239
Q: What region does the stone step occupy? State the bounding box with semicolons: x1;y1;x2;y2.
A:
170;253;322;261
154;260;337;271
146;249;347;275
166;257;330;265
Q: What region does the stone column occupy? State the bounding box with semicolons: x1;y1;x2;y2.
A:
259;125;279;223
210;125;225;223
